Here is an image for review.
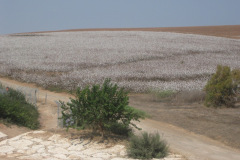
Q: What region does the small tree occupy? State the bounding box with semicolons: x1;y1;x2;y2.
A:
60;79;146;137
204;65;240;107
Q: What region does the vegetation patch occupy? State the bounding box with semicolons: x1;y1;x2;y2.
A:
60;79;147;137
150;89;176;102
0;85;39;129
204;65;240;108
127;132;168;159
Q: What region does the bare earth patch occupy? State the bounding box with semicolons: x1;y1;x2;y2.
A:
129;93;240;150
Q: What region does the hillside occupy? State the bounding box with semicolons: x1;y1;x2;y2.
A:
32;25;240;39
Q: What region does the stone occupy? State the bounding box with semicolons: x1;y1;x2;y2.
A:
18;156;32;159
85;158;103;160
0;132;8;141
22;135;33;140
0;152;6;156
9;139;33;149
45;158;59;160
48;147;69;154
54;153;68;159
7;153;22;157
0;146;15;153
25;148;37;155
68;144;84;151
120;150;127;156
17;150;25;154
32;130;46;134
92;152;112;159
40;141;53;146
32;138;43;143
32;144;44;149
37;147;46;153
54;143;70;148
48;134;61;141
0;140;7;145
10;135;23;141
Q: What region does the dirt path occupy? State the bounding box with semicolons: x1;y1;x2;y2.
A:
136;119;240;160
1;77;240;160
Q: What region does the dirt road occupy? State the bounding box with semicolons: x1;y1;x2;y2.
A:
1;77;240;160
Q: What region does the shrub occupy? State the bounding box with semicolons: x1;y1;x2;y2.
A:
204;65;240;107
0;87;39;129
150;89;176;102
127;132;168;159
60;79;146;137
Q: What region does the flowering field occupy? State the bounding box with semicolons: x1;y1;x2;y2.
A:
0;31;240;92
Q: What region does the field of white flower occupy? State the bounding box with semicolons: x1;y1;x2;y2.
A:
0;31;239;92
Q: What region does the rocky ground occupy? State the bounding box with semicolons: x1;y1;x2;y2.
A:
0;130;184;160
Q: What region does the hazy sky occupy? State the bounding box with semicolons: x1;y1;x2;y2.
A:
0;0;240;34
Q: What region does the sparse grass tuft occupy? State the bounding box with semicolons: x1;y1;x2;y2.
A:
127;132;168;159
150;89;176;102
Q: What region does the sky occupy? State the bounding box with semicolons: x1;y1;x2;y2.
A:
0;0;240;35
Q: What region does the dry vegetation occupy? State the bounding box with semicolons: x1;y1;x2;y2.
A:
0;31;240;92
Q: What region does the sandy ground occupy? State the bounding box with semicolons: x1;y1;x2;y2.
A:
26;25;240;39
1;77;240;160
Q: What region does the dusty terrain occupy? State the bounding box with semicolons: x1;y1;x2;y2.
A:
1;25;240;159
32;25;240;39
1;77;240;160
129;93;240;150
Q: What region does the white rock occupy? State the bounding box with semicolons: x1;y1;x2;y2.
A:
48;134;61;141
120;150;127;156
32;138;43;143
9;139;33;149
54;153;68;159
7;153;22;157
32;144;44;149
0;140;7;145
68;145;84;151
0;152;6;156
22;135;33;140
55;143;70;148
92;152;112;159
18;155;32;159
25;148;37;155
0;132;8;141
48;147;69;154
17;150;25;153
47;145;55;150
40;141;53;146
45;158;59;160
40;153;51;157
37;147;46;153
0;146;15;153
10;135;23;141
32;130;46;134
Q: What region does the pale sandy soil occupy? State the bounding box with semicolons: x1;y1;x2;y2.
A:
1;77;240;160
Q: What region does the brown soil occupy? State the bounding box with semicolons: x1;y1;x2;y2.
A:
1;77;240;159
27;25;240;39
129;93;240;150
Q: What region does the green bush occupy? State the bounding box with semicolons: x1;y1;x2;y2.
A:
204;65;240;107
60;79;146;137
0;87;39;129
150;89;176;102
127;132;168;159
